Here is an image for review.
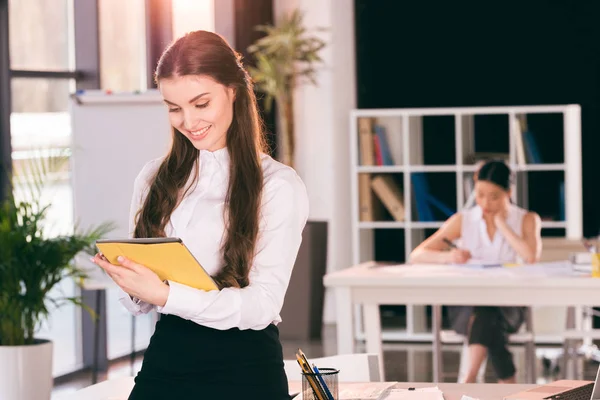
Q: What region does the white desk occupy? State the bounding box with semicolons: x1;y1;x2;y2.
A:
323;261;600;383
288;381;537;400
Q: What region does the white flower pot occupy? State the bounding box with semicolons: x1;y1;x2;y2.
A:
0;339;53;400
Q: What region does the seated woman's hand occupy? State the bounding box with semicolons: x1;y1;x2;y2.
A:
447;248;471;263
91;254;170;307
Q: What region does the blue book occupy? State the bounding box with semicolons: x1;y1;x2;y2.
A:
373;125;394;165
522;130;542;163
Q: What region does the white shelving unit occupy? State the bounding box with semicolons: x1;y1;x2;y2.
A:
350;104;582;343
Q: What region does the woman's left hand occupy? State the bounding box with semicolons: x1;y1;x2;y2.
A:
91;254;170;307
493;206;509;227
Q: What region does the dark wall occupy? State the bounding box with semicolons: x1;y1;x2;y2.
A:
355;0;600;236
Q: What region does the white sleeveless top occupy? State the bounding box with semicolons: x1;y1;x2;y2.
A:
458;204;528;264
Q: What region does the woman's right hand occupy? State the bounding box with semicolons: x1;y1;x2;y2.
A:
447;248;471;263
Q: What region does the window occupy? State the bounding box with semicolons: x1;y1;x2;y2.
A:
172;0;215;38
99;0;147;91
9;0;74;71
10;78;74;235
8;0;79;378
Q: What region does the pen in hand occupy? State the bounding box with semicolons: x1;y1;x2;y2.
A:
443;237;457;249
443;237;471;263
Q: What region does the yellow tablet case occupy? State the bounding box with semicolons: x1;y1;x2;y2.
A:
95;237;219;291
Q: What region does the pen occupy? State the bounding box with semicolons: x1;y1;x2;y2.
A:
312;364;334;400
443;237;457;249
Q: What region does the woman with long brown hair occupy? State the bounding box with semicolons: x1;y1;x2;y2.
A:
91;30;308;399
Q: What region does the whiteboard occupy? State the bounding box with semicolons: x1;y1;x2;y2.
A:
70;89;171;241
69;89;172;355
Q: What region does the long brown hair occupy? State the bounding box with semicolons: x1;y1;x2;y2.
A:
134;31;266;289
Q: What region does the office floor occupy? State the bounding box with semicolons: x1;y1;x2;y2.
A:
51;324;600;399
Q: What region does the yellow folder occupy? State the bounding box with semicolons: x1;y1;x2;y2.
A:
95;237;219;291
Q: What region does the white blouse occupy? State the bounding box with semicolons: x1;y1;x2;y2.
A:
458;204;527;264
118;147;309;331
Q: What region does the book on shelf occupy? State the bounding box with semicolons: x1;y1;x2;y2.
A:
522;130;542;163
464;152;509;164
358;174;386;222
373;125;394;165
371;175;405;221
358;173;374;221
411;173;455;222
358;117;375;166
358;117;394;166
514;115;543;165
513;115;527;165
463;174;476;209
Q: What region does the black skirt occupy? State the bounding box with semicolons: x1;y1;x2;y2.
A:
128;314;291;400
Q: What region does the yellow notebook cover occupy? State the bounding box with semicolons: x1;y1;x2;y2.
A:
95;237;219;291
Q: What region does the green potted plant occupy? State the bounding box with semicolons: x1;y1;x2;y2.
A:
0;152;112;400
247;9;326;168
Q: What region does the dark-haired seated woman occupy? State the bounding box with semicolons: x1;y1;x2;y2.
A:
409;160;542;384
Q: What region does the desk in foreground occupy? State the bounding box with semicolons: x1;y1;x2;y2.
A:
288;381;536;400
323;261;600;382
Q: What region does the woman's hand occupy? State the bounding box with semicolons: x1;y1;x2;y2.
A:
493;205;509;227
446;248;472;264
91;254;170;307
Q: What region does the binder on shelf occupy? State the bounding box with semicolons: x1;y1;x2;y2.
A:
358;117;375;166
358;173;374;221
371;175;405;221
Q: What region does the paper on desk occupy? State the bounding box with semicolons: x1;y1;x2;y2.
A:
507;261;585;277
381;386;445;400
375;261;586;278
453;259;502;269
297;382;397;400
375;264;480;276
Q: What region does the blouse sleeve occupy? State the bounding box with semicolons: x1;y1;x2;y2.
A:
118;160;159;316
156;169;309;330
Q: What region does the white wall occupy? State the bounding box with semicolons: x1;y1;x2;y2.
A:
273;0;355;324
213;0;235;45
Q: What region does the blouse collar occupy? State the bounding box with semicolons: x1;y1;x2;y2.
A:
199;146;230;169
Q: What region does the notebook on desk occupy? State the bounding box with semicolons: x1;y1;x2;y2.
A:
95;237;219;291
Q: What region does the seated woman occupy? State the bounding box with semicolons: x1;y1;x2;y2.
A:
409;160;542;384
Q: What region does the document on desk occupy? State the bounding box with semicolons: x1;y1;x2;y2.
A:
373;261;587;279
508;261;586;277
297;382;397;400
381;386;445;400
453;259;502;269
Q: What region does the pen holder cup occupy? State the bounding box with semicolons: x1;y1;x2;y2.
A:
301;368;339;400
592;253;600;278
